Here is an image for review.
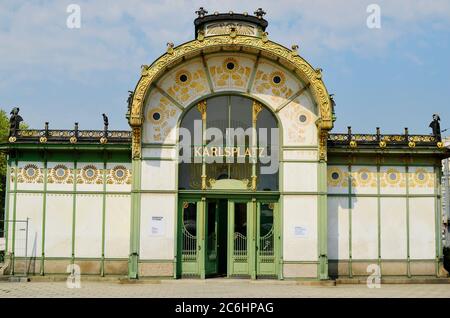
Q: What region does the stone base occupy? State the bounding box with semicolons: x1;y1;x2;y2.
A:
138;261;173;277
283;263;317;278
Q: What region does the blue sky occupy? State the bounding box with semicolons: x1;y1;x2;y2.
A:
1;0;449;135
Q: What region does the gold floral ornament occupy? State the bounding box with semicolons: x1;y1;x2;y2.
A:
408;141;416;148
39;136;47;143
409;168;434;188
354;168;375;187
383;168;404;187
437;142;444;149
100;137;108;144
80;165;100;184
379;141;387;149
69;136;77;144
8;136;16;143
21;164;42;183
328;167;344;187
166;68;208;104
111;165;129;183
146;95;178;142
254;68;294;104
208;57;251;89
349;140;357;148
49;164;71;183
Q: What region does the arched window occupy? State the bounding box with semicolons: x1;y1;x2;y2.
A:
178;95;279;191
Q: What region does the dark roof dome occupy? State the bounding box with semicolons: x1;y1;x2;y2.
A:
193;8;268;37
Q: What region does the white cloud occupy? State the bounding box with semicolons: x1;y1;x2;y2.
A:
0;0;449;82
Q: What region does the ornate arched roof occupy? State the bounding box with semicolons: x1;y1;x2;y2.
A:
129;35;334;131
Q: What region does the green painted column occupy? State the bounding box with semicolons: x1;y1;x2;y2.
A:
71;161;78;264
40;159;48;275
128;158;141;279
11;159;18;275
318;160;328;280
4;157;11;255
100;160;107;277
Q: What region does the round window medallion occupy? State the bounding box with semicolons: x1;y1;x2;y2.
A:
417;173;425;181
26;168;35;177
331;172;340;180
56;168;65;177
361;172;369;180
23;164;39;182
175;70;191;85
389;173;397;181
152;112;161;121
111;165;128;183
52;164;69;182
226;62;235;70
273;76;281;84
299;114;307;123
179;74;188;82
116;169;125;178
82;165;98;182
86;169;95;178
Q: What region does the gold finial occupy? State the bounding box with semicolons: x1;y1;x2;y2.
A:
261;31;269;43
141;64;150;76
252;101;263;124
197;100;207;120
166;42;174;55
291;44;299;56
197;30;205;42
315;68;323;79
229;26;237;38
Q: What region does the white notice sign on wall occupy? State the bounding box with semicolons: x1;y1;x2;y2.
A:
294;226;308;238
0;237;5;251
150;216;165;236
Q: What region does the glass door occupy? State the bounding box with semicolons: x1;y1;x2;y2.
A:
177;200;201;277
205;201;219;276
256;202;279;277
228;200;252;277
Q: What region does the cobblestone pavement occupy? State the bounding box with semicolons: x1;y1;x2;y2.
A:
1;279;450;298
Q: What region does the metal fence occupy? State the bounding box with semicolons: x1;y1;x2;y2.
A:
443;158;450;247
0;219;30;276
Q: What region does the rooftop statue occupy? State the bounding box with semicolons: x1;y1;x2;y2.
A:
429;114;442;142
9;107;23;137
103;113;109;129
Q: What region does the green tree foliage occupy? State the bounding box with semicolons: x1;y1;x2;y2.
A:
0;109;27;223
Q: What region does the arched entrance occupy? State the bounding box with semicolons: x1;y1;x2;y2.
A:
176;95;281;278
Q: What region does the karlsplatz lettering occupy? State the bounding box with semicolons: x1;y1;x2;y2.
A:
175;302;209;315
193;146;266;157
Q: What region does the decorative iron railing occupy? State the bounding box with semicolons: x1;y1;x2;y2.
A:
12;129;131;143
233;232;247;263
328;129;438;147
259;227;274;263
182;227;197;262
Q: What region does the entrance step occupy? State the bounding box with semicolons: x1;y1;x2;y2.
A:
336;277;450;284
